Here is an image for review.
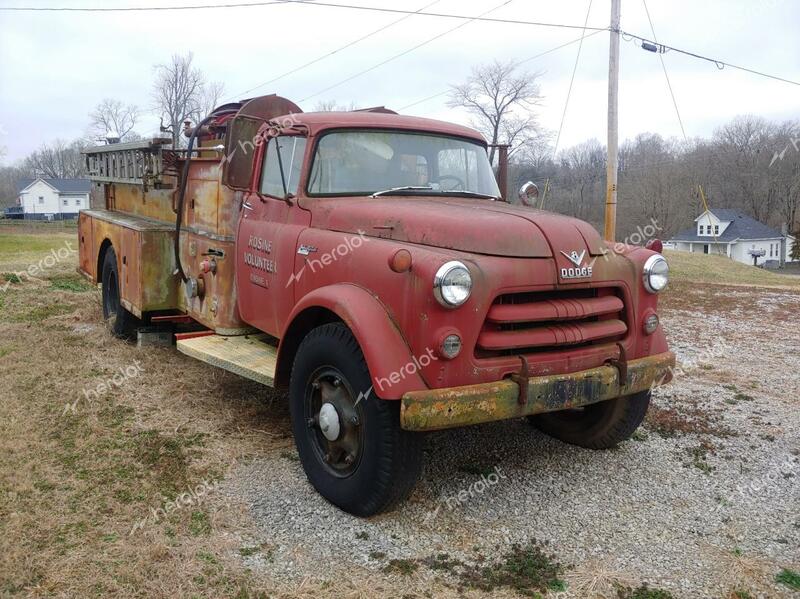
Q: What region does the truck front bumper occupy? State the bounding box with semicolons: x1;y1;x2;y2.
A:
400;351;675;431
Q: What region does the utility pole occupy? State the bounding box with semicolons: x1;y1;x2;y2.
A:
604;0;621;242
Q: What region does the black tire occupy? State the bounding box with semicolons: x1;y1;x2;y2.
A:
529;390;651;449
289;322;424;516
101;247;138;339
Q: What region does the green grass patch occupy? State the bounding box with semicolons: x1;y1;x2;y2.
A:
49;274;93;292
664;250;800;288
189;511;211;536
2;272;22;284
383;558;419;576
460;541;564;597
12;302;75;323
684;442;715;474
776;568;800;590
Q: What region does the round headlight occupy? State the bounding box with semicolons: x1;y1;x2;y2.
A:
643;255;669;293
433;261;472;307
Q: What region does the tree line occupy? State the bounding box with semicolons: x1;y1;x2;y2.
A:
2;56;798;245
0;52;223;205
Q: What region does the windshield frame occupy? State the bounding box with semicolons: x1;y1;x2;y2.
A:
304;127;497;199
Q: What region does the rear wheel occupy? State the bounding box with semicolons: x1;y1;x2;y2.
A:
101;247;138;339
289;322;423;516
529;390;651;449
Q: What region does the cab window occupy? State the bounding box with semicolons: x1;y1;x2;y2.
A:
260;136;307;197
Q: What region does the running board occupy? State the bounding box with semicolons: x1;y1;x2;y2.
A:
176;333;278;386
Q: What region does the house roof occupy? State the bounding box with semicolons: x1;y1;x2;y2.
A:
671;209;785;242
16;178;91;194
694;208;740;222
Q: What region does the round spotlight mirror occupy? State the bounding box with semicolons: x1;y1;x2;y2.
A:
518;181;539;207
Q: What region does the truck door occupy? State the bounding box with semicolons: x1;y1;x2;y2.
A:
236;135;310;337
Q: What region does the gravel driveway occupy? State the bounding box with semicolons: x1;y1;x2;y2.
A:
222;283;800;598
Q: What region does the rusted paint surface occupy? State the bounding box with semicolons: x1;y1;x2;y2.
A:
400;351;675;431
83;209;178;315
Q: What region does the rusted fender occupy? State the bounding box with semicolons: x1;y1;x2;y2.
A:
400;351;675;431
278;283;426;399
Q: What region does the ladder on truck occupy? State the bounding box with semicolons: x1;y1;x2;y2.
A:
83;137;173;189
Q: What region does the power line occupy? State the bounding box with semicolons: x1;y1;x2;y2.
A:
639;0;718;242
540;0;594;209
5;0;797;90
0;0;293;11
0;0;610;35
640;0;686;140
223;0;440;103
298;0;516;104
397;29;605;111
621;28;800;87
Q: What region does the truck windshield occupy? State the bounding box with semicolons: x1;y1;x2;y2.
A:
307;130;500;199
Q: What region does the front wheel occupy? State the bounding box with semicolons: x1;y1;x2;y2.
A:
529;390;651;449
289;322;424;516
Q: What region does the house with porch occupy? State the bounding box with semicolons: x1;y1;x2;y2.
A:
14;178;91;220
666;209;796;268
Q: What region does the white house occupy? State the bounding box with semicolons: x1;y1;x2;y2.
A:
667;209;797;267
15;178;91;220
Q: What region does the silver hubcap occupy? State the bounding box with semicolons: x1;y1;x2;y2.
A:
318;402;341;441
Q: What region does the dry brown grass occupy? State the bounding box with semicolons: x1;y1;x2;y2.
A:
0;225;484;599
645;401;734;439
0;227;300;597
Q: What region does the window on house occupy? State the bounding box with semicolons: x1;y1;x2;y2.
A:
769;245;773;257
63;199;68;206
714;225;719;235
38;196;44;204
75;199;81;206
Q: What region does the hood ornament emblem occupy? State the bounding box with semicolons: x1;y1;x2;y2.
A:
561;250;586;268
559;249;594;279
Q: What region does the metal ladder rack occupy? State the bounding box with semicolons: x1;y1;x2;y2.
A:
83;137;172;188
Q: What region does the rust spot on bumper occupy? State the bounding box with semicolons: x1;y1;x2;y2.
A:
400;351;675;431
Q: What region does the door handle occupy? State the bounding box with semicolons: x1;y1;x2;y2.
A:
242;201;254;211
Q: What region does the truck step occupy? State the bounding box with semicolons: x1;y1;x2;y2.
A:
176;333;278;386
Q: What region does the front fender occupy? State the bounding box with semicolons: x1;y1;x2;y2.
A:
278;283;427;399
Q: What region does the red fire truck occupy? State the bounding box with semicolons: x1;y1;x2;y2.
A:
79;94;674;516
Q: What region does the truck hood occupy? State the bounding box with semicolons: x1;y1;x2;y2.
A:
306;196;606;259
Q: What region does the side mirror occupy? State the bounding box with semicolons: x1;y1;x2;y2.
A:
518;181;539;207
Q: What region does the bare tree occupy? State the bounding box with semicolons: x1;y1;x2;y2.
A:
194;80;226;123
21;139;87;179
448;60;544;165
88;98;140;142
313;100;360;112
152;53;206;147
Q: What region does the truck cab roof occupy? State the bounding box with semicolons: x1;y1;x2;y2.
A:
275;110;487;144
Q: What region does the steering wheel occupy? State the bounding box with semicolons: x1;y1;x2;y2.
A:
432;174;466;191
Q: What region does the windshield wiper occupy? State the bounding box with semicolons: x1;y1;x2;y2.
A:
437;190;499;200
370;186;433;198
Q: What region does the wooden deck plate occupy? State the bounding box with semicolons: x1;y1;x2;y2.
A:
176;333;278;386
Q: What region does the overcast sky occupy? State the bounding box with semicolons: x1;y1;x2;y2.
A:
1;0;798;164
